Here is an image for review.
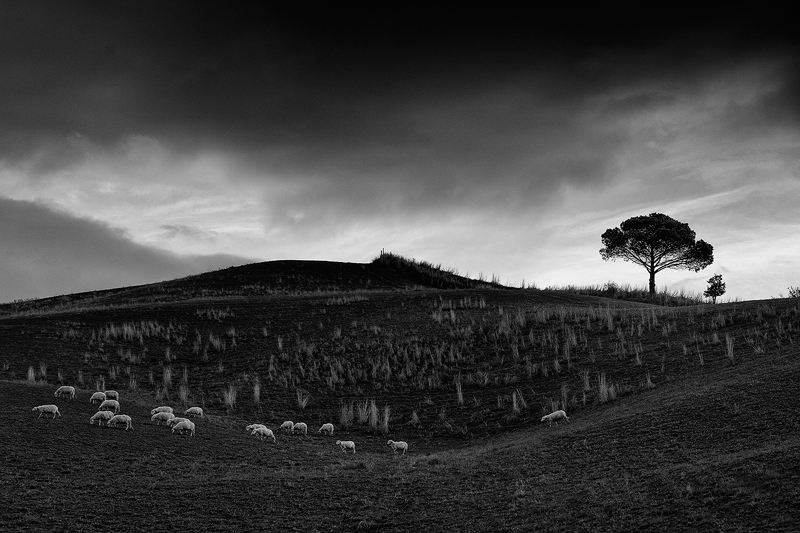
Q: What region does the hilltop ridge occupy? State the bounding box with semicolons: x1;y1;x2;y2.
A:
0;252;514;315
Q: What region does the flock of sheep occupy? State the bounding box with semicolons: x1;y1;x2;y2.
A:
34;386;570;454
32;385;413;455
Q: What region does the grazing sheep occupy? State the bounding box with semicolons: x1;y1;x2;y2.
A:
184;407;204;418
541;409;570;426
89;391;107;404
280;421;294;432
167;417;189;428
246;424;267;432
104;390;119;401
151;406;174;416
292;422;308;435
107;414;133;430
251;427;276;443
89;411;114;426
54;385;76;400
98;399;120;413
318;423;334;435
336;440;356;454
387;440;409;455
172;420;195;437
151;412;176;425
32;405;61;419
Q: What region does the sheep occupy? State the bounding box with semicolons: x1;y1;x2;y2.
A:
167;417;190;427
54;385;76;400
89;391;107;404
151;406;173;415
89;411;114;426
279;420;294;432
98;399;120;413
184;407;204;418
251;427;276;443
151;412;176;425
32;405;61;419
104;390;119;401
246;423;267;432
318;423;335;435
335;440;356;454
292;422;308;435
387;440;409;455
172;419;195;437
541;409;570;426
107;414;133;430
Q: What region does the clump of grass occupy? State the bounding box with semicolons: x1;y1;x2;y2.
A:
380;405;390;434
27;366;36;383
357;399;370;425
368;400;379;433
179;384;189;405
597;373;611;403
410;410;420;426
38;361;47;380
163;366;172;388
77;369;84;386
128;374;137;391
340;402;354;428
253;377;261;405
296;388;310;409
454;374;464;405
222;383;237;410
512;389;527;415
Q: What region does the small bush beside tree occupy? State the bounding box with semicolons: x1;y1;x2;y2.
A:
704;274;726;304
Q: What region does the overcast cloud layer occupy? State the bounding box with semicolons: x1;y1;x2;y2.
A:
1;4;798;303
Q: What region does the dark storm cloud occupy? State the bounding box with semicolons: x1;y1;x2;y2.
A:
2;3;798;210
0;197;253;302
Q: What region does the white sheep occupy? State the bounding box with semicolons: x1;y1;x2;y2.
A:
280;420;294;432
318;423;334;435
89;391;107;404
172;419;195;437
251;427;276;443
151;406;174;415
107;414;133;430
167;417;190;428
98;399;120;413
336;440;356;454
246;423;267;432
89;411;114;426
387;440;409;455
184;407;204;418
292;422;308;435
541;409;570;426
104;390;119;401
151;412;176;425
54;385;76;400
32;405;61;419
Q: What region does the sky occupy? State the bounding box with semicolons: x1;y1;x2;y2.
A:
1;4;799;303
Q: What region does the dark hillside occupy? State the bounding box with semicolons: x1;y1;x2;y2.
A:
0;254;513;316
1;258;799;530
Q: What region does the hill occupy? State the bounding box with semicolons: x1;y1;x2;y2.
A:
1;256;799;530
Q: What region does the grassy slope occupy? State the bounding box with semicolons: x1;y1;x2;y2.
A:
1;259;799;531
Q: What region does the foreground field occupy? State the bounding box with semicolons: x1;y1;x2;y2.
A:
3;344;800;532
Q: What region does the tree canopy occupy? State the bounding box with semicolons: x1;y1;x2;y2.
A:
600;213;713;296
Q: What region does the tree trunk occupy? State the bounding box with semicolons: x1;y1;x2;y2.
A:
648;270;656;296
